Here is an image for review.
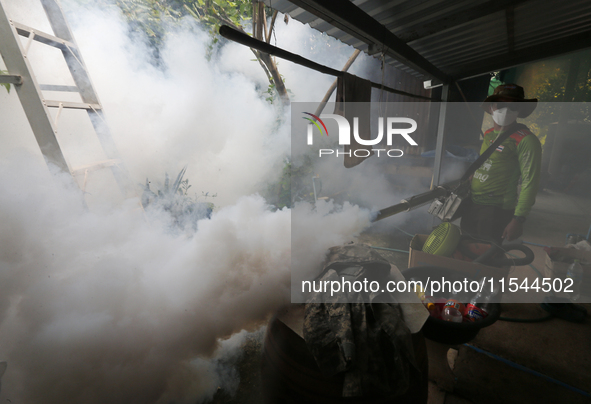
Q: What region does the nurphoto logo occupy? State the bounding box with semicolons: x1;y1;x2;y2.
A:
303;113;418;158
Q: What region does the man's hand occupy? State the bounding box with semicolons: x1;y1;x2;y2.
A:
502;218;523;241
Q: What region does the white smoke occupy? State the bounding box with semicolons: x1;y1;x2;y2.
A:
291;200;373;289
0;154;290;403
0;155;373;403
0;1;423;402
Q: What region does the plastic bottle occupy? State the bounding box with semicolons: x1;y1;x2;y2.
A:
442;306;463;322
444;288;466;314
434;297;448;312
409;277;426;302
444;299;465;314
566;259;583;301
465;279;500;321
465;292;487;322
424;297;441;318
456;286;471;303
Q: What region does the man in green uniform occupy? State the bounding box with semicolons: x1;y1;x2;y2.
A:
461;84;542;244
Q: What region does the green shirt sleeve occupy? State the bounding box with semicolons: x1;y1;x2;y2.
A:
514;134;542;217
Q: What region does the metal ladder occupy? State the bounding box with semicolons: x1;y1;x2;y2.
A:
0;0;135;198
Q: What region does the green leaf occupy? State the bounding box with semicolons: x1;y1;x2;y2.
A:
183;4;199;18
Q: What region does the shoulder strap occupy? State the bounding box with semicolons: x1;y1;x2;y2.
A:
459;128;515;183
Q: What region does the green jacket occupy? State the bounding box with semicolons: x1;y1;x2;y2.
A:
470;123;542;217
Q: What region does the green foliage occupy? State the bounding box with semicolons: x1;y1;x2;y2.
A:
266;159;292;209
264;80;276;103
183;0;252;34
265;156;316;209
85;0;290;102
0;70;10;93
178;177;191;195
182;0;291;104
79;0;184;60
117;0;182;52
263;74;292;104
141;166;214;232
521;56;591;144
487;59;591;145
182;0;254;64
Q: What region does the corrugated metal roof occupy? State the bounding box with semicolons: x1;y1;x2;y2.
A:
264;0;591;81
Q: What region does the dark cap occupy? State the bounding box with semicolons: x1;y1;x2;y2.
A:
481;83;538;118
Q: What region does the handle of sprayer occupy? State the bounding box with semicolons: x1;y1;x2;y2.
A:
495;244;535;267
472;244;502;265
472;243;535;267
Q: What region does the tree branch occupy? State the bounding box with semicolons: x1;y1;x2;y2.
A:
251;49;272;81
256;2;264;40
252;1;257;38
262;7;268;43
266;10;278;43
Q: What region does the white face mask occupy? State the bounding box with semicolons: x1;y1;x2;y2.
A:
491;107;519;126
